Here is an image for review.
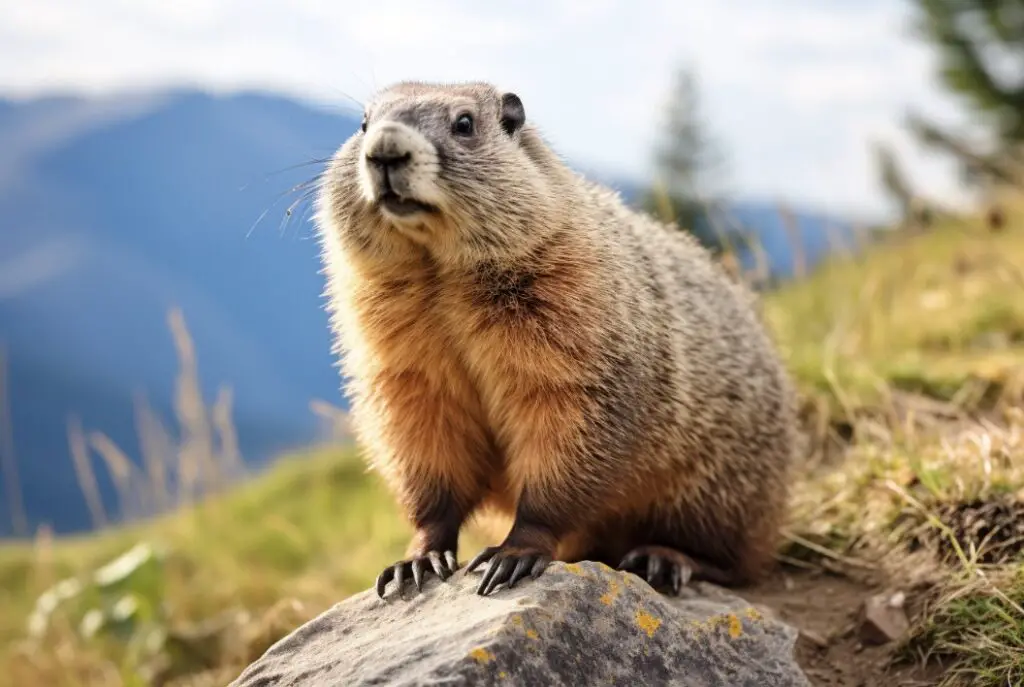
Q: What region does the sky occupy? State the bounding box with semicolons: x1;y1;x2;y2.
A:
0;0;980;220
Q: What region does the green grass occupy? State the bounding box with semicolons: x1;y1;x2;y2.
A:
763;212;1024;418
0;449;387;683
906;569;1024;685
1;197;1024;686
0;443;502;686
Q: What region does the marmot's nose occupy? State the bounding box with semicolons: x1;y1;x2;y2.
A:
365;128;411;169
366;149;411;173
363;122;419;180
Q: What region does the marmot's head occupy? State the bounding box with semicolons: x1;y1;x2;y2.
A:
317;81;568;266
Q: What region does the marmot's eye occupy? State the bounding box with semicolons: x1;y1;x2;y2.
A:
453;113;474;136
361;114;368;133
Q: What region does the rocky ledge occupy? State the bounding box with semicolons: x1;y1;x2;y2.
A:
230;560;810;686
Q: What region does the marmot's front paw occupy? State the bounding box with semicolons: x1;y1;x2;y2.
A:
466;545;551;596
375;550;459;599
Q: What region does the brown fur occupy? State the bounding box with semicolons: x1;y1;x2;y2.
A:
314;81;800;592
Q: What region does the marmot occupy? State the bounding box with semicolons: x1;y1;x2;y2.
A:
313;81;799;598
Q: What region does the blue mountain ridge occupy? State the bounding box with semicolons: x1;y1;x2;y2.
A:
0;89;855;537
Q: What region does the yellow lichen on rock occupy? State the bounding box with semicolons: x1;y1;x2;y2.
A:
526;629;540;640
599;579;622;606
635;609;662;638
689;611;748;639
727;613;743;639
469;647;495;664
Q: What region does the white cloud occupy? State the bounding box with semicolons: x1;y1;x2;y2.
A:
0;236;84;300
346;4;531;50
0;0;978;217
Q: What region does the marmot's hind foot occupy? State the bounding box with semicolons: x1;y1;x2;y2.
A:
466;545;551;596
617;545;697;595
618;545;741;593
375;550;459;599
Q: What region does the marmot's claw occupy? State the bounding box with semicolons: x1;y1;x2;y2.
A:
375;549;459;599
617;545;694;596
467;546;551;596
427;551;449;581
465;546;500;574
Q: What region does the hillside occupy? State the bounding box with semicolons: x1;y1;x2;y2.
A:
0;90;857;537
0;91;354;537
0;198;1021;687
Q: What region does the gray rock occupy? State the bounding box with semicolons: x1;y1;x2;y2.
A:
230;560;811;686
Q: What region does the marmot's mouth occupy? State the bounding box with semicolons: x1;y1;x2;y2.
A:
379;191;439;218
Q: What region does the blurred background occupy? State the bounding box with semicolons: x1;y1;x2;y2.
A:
1;2;1023;686
0;0;984;538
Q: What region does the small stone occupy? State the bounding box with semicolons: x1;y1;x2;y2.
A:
799;628;829;650
857;592;910;646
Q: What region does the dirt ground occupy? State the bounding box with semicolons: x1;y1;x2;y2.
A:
744;568;946;687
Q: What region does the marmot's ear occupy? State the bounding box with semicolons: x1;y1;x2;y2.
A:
500;92;525;136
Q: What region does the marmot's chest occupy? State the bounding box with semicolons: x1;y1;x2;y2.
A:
435;264;556;359
409;267;562;415
361;260;584;399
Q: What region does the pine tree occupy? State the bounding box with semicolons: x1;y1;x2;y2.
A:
909;0;1024;144
642;66;732;252
872;140;940;229
872;140;935;226
905;111;1024;185
873;141;915;217
906;0;1024;187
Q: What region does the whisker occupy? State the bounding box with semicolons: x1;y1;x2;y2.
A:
246;170;326;240
284;177;322;196
314;80;367;116
277;185;323;239
246;203;279;240
238;157;332;193
290;199;320;240
332;90;366;115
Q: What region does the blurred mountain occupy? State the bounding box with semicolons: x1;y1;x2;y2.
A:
590;174;860;282
0;89;855;536
0;90;354;536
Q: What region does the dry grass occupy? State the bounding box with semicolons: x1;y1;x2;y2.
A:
773;191;1024;686
0;194;1022;686
0;348;28;537
785;406;1024;686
